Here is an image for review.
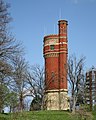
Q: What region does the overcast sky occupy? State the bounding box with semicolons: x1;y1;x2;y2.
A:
6;0;96;70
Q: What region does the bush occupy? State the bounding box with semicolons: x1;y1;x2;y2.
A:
93;105;96;111
81;104;91;112
0;116;8;120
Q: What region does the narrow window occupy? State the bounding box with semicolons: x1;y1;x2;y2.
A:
51;72;55;82
50;45;54;50
62;78;64;82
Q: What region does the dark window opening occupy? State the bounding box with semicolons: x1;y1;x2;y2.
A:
50;45;54;50
51;72;55;82
62;78;64;82
52;79;54;82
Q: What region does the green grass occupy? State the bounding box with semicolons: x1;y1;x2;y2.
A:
0;110;95;120
92;111;96;120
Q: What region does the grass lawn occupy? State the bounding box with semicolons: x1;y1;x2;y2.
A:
92;111;96;120
0;110;95;120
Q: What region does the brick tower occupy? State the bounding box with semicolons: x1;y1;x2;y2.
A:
43;20;69;110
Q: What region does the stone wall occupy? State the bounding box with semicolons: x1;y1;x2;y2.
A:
44;89;69;110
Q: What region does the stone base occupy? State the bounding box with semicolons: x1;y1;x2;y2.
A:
44;89;69;110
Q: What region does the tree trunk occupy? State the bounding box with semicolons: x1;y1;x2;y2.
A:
20;94;23;112
72;96;76;113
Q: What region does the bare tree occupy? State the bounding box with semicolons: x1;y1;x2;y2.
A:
11;56;28;112
0;0;23;112
25;64;45;110
26;65;60;110
0;0;21;59
67;55;85;113
0;0;22;85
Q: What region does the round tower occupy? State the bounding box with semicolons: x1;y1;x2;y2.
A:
43;34;59;90
43;20;69;110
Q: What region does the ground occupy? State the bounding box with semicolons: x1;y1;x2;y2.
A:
0;110;95;120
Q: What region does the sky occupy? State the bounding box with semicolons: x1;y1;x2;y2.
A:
5;0;96;70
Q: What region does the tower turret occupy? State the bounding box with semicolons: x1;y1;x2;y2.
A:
58;20;68;90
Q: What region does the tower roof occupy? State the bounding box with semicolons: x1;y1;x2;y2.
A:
86;66;96;73
58;20;68;25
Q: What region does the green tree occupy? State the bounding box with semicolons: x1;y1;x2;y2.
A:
0;84;9;112
30;95;42;111
6;92;18;113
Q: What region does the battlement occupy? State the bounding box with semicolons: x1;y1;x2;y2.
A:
44;34;58;39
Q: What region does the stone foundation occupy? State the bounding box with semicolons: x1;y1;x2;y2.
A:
44;89;69;110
